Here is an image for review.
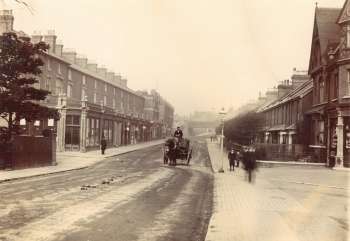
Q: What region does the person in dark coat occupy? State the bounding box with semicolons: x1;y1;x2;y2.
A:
174;127;183;139
101;137;107;155
236;151;241;167
242;146;257;182
228;148;236;171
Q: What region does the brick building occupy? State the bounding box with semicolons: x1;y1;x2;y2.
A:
0;9;174;152
307;1;350;167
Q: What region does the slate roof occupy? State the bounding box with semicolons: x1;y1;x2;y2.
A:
258;80;313;112
315;7;342;54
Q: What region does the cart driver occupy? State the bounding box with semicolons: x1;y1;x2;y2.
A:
174;127;183;139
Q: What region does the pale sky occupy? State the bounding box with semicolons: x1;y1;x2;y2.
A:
3;0;345;115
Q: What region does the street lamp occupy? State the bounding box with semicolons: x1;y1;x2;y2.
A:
218;108;227;173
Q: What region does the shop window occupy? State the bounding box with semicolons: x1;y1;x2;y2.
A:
316;120;325;145
347;70;350;96
346;124;350;149
282;134;287;144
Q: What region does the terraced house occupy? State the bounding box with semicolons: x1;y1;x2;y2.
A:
307;1;350;167
0;9;174;153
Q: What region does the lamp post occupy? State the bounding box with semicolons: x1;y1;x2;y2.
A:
218;108;227;173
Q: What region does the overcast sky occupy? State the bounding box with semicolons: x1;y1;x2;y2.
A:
3;0;345;115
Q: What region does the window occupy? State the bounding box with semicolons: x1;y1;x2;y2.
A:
19;119;26;126
48;119;54;127
113;88;116;96
93;93;97;104
82;75;86;85
67;84;72;98
113;98;116;109
68;69;72;80
94;79;97;89
347;25;350;48
58;63;61;74
45;78;50;91
316;120;325;145
319;79;325;103
334;73;339;98
104;83;107;92
347;69;350;96
81;88;86;101
55;79;63;95
47;58;51;71
104;96;107;106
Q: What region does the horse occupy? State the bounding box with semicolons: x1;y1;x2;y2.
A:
164;138;178;166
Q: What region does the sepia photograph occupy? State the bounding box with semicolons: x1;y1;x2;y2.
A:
0;0;349;240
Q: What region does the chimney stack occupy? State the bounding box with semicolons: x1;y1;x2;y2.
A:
43;30;57;54
62;49;77;63
31;31;43;44
107;71;114;82
0;9;13;35
121;78;128;87
87;62;98;73
114;74;122;85
76;55;88;68
55;40;63;56
97;67;107;79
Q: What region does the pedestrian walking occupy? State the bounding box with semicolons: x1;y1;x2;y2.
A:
228;148;236;171
236;151;241;167
101;136;107;155
242;146;257;183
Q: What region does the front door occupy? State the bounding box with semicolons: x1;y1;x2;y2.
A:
65;115;80;151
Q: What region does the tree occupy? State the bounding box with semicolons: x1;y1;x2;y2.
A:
0;32;59;143
224;111;264;146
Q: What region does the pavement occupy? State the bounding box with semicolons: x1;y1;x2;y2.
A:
0;139;165;183
205;139;349;241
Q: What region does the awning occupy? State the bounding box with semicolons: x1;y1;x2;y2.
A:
305;105;325;115
268;124;286;131
286;123;296;130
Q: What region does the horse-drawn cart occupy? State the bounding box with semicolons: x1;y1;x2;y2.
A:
163;138;192;166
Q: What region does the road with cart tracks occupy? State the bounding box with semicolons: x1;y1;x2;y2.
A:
0;138;213;241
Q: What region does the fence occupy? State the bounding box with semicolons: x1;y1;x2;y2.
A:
254;143;325;163
0;135;55;170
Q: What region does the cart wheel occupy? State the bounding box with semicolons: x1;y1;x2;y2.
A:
187;148;192;165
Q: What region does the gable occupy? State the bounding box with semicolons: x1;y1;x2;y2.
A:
308;7;342;74
308;14;322;74
337;0;350;24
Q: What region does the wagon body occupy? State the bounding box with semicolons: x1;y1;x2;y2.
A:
163;138;192;166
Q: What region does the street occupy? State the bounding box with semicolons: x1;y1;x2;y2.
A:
0;139;213;241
